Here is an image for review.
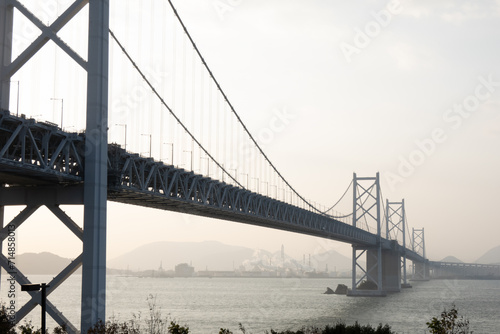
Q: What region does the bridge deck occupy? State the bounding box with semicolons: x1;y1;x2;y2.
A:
0;110;425;262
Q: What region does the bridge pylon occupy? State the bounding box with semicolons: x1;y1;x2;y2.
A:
0;1;109;332
347;172;386;296
411;228;429;281
386;199;411;288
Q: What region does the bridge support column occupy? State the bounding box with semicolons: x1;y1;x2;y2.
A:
81;0;109;332
349;247;402;296
412;261;430;281
379;249;401;292
401;252;412;288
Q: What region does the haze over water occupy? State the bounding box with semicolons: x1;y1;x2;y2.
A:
3;275;499;333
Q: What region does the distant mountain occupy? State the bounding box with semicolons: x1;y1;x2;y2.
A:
440;256;463;263
107;240;255;271
14;252;73;275
308;249;352;273
9;242;354;275
476;245;500;264
107;241;353;273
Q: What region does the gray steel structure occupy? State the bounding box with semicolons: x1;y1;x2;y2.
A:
386;200;410;287
429;261;500;279
0;1;433;331
0;110;428;331
412;228;428;280
0;111;426;260
0;0;108;332
350;173;384;295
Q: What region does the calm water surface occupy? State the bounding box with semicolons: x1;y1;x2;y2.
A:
3;275;499;333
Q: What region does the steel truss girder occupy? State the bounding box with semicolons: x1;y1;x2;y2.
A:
0;114;432;265
107;145;378;246
0;189;83;333
0;115;432;258
0;111;84;183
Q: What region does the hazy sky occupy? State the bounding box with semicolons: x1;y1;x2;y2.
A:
4;0;500;267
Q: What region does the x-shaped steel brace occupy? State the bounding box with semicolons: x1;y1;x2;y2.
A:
3;0;88;80
0;204;83;333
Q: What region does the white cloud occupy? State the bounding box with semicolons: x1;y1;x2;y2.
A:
403;0;500;22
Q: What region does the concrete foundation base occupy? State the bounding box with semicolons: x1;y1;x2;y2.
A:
365;248;402;293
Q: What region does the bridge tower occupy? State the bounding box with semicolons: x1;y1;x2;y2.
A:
0;1;109;332
386;199;411;288
348;172;385;296
412;227;429;280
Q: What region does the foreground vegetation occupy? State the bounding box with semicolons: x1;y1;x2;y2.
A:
0;296;471;334
0;317;396;334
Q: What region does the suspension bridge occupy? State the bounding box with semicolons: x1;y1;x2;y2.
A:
0;1;498;333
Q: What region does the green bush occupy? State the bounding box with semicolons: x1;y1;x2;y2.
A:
0;305;17;334
167;321;189;334
85;318;142;334
426;305;472;334
219;329;233;334
4;299;476;334
266;322;395;334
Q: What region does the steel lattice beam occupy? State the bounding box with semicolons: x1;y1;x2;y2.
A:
0;113;430;264
0;111;84;183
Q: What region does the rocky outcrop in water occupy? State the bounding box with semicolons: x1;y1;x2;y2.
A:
334;284;348;294
324;284;348;295
324;287;335;294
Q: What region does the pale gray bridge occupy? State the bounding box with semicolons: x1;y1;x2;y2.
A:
0;1;494;333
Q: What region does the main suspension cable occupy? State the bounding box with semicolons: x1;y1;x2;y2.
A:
322;180;353;214
109;29;244;189
166;0;330;216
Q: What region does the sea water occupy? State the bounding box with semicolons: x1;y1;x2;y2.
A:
2;275;499;333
